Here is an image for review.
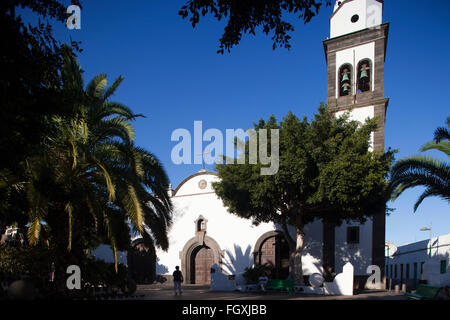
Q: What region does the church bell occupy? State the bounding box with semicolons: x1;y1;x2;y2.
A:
342;83;350;94
360;69;368;79
341;73;350;82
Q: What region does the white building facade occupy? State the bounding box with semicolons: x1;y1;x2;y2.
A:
156;170;376;286
386;234;450;289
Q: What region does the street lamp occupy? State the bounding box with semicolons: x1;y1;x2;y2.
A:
385;243;392;291
420;222;432;257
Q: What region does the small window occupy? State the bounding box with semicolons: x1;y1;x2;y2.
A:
347;226;359;244
406;264;410;279
197;219;206;232
351;14;359;23
441;260;447;274
420;261;425;274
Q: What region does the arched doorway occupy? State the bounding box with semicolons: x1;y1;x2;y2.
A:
192;245;214;284
179;234;223;284
254;231;290;279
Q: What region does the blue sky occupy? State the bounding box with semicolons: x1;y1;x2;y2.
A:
22;1;449;246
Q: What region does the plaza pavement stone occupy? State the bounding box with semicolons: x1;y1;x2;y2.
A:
134;284;407;300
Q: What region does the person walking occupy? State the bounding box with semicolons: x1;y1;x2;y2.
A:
258;274;269;293
173;266;183;296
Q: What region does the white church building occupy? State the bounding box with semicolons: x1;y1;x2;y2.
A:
150;0;391;290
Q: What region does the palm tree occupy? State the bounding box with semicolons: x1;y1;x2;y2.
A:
23;47;172;291
390;118;450;211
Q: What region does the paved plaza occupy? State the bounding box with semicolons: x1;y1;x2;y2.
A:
135;284;407;300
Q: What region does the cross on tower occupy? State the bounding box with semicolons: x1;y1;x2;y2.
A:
197;149;211;171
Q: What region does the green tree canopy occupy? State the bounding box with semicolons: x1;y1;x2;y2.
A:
213;105;395;283
0;0;82;226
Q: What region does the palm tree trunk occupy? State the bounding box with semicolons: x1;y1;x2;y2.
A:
47;205;85;297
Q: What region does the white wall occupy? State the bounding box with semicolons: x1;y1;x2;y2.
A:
157;171;376;279
156;172;276;275
334;220;373;276
156;172;329;277
331;0;382;38
386;234;450;286
302;220;324;275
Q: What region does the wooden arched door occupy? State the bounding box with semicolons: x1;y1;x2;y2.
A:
259;236;290;279
193;246;214;284
260;237;276;268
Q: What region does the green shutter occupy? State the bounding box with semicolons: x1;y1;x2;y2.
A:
413;263;417;280
440;260;447;274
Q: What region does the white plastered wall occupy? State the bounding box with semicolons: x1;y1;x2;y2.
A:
156;172;327;277
156;173;276;275
331;0;382;38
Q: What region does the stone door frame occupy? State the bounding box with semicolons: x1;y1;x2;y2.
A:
179;234;223;284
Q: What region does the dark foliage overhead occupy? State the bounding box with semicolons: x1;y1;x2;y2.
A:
179;0;331;53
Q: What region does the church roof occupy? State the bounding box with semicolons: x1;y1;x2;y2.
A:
331;0;384;20
172;170;218;197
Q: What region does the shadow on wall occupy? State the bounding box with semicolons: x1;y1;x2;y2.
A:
335;242;372;274
301;236;324;276
334;240;372;290
222;244;254;275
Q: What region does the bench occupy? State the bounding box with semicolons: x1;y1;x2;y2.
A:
265;279;295;294
404;284;442;300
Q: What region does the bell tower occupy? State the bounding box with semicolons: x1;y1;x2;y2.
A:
322;0;389;282
324;0;389;150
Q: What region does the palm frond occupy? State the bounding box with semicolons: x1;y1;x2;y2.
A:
413;187;448;212
103;211;119;273
27;217;41;246
122;184;144;233
420;141;450;156
93;159;116;201
65;202;73;251
86;73;107;99
390;153;450;211
93;117;136;143
433;117;450;143
390;156;449;181
103;76;124;101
